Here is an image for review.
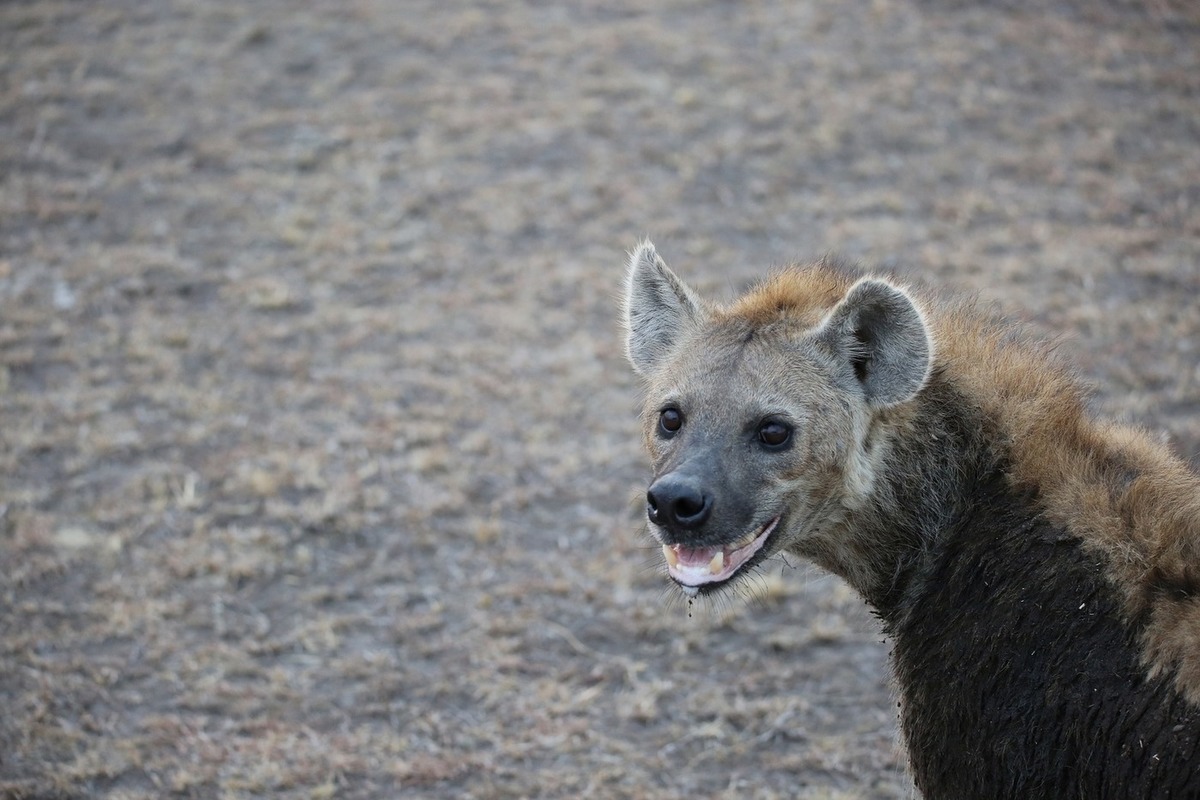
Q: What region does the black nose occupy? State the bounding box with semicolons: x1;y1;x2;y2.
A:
646;475;712;530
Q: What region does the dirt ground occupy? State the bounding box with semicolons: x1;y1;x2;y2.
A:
1;1;1198;798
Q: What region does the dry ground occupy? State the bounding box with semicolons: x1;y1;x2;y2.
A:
1;1;1198;798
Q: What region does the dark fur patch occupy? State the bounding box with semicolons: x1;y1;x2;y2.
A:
885;475;1200;798
872;382;1200;797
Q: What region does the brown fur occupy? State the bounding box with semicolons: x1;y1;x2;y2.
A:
723;260;857;329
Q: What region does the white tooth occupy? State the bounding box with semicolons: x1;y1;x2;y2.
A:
708;550;724;574
663;544;679;568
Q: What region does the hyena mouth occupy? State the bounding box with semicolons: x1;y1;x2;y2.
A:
662;517;780;596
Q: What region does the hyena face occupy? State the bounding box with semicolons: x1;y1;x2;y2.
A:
623;241;932;597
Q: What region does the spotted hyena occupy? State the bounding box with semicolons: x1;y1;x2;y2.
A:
622;241;1200;799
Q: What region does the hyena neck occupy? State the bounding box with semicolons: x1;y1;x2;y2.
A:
849;371;1004;612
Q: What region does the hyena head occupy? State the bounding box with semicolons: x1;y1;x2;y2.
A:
623;241;934;597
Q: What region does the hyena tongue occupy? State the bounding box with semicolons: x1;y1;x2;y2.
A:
665;545;728;588
671;546;724;570
662;518;779;591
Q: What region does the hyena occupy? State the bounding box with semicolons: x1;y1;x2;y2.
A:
622;241;1200;799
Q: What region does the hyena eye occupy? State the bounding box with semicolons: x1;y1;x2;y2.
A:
758;420;792;449
658;408;683;436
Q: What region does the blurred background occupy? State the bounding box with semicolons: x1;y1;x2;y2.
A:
1;1;1197;797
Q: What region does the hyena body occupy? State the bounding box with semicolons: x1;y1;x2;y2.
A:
622;241;1200;799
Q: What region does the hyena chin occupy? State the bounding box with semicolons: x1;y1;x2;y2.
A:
622;240;1200;799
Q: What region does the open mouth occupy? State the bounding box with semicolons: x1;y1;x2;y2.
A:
661;516;780;596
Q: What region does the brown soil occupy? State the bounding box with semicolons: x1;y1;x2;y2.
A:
1;1;1197;798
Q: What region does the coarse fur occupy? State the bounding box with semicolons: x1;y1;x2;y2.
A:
622;240;1200;799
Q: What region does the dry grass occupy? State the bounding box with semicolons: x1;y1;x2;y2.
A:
1;1;1197;797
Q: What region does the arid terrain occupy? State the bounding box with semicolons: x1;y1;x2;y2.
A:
1;1;1198;797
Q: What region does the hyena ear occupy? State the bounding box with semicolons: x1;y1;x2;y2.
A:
819;278;933;408
623;241;706;376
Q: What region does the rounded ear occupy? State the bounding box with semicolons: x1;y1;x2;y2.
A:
819;278;933;408
622;241;706;376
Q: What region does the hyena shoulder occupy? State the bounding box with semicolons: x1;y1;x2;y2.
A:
920;285;1200;705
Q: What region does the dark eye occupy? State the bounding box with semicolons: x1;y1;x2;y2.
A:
659;408;683;437
758;420;792;449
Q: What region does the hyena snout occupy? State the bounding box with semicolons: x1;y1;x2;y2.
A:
646;473;713;533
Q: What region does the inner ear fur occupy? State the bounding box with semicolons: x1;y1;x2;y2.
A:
623;241;706;376
820;278;933;408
